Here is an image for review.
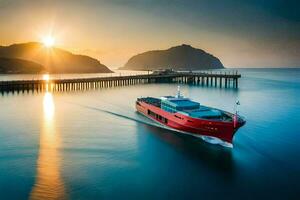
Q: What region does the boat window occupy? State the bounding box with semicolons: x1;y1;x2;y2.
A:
174;115;182;119
148;110;156;117
162;117;168;124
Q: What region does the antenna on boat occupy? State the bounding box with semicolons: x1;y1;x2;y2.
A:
176;85;181;98
233;100;240;128
235;100;240;114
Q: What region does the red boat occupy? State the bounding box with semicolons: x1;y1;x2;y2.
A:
136;88;245;147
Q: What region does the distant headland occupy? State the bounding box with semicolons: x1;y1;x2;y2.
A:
0;42;225;74
120;44;224;71
0;57;45;74
0;42;112;74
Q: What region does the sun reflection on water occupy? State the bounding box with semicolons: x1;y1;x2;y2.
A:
43;92;55;120
30;92;66;200
43;74;50;82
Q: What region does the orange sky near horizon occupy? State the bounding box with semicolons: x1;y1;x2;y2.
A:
0;0;299;69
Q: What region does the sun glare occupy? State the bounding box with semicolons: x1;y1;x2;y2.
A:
42;36;55;47
43;74;50;81
43;92;55;121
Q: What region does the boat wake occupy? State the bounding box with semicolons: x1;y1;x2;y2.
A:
68;102;159;127
200;136;233;148
68;102;232;148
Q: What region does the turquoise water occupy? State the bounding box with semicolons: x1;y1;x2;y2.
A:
0;68;300;199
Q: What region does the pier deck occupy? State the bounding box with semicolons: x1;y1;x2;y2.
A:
0;71;241;93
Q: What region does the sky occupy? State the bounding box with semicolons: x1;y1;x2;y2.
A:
0;0;299;68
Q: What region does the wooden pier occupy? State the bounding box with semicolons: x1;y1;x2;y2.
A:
0;71;241;93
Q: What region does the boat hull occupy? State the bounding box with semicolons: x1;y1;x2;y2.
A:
136;100;245;145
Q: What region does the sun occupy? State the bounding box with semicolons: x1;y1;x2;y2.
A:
42;36;55;47
43;74;50;81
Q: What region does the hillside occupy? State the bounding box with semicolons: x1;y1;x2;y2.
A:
0;42;112;73
0;57;45;74
121;44;224;71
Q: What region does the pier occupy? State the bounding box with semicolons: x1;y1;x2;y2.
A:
0;71;241;93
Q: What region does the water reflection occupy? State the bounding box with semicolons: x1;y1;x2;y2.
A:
30;92;66;200
43;92;54;120
138;123;234;177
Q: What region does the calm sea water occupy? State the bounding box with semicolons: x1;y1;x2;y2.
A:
0;68;300;200
0;70;148;81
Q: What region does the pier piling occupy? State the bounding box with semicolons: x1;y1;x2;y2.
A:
0;71;241;93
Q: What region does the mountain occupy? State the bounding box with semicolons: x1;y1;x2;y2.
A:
0;57;45;74
0;42;112;73
121;44;224;71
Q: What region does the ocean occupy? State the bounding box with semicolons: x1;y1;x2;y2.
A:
0;68;299;200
